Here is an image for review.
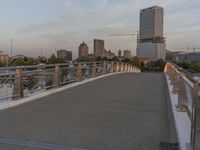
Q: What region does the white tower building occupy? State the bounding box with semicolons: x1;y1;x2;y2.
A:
137;6;166;60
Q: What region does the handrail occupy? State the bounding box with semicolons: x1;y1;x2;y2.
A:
164;62;200;150
0;61;141;101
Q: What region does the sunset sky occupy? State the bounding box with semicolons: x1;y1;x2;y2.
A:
0;0;199;58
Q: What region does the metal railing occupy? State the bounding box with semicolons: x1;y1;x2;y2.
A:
0;61;140;101
164;63;200;150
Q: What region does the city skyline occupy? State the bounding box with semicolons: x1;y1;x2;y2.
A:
0;0;200;58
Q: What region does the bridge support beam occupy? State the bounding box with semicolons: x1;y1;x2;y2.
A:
191;82;200;150
13;69;24;100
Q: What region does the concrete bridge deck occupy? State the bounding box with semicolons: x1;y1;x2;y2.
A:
0;73;177;150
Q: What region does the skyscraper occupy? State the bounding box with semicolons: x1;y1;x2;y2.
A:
78;41;89;58
137;6;166;60
94;39;104;57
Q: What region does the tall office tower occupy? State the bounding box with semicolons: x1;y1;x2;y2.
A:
124;50;131;58
137;6;166;61
94;39;104;57
57;49;72;61
78;41;89;58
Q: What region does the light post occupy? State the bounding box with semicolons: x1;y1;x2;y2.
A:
10;39;13;57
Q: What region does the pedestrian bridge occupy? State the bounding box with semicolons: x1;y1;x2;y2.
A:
0;62;199;150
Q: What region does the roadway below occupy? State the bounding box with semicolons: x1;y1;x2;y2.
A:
0;73;177;150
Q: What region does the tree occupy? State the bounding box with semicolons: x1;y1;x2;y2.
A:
111;56;119;61
12;58;26;66
131;57;141;68
47;54;66;64
154;59;166;71
0;61;6;67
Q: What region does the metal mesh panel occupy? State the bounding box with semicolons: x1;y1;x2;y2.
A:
0;72;15;100
23;68;55;97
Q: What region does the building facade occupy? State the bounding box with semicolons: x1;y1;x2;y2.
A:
104;50;115;59
94;39;104;57
124;50;131;58
177;52;200;62
0;54;9;63
57;50;72;61
118;49;122;57
78;41;89;58
137;6;166;61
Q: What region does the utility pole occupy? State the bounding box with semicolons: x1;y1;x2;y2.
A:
10;39;13;57
41;44;43;57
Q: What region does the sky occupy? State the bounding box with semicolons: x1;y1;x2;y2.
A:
0;0;200;58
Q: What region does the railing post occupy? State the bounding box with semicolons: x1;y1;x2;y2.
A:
173;72;179;94
110;62;114;73
125;63;128;72
102;61;107;75
131;66;133;72
13;68;24;100
119;63;122;72
92;62;96;77
76;63;82;81
171;71;176;85
54;65;61;88
191;81;200;150
177;75;187;112
118;63;121;72
128;64;131;72
134;66;136;72
116;62;120;72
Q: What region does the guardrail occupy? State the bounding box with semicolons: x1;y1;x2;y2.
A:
165;63;200;150
0;61;140;101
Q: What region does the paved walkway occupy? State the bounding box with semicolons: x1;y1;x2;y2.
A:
0;73;177;150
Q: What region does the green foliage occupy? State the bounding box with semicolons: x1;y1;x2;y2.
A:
96;57;108;61
12;58;26;66
131;57;141;68
47;54;66;64
111;56;119;61
12;57;39;66
0;61;6;67
177;62;190;69
176;61;200;73
154;59;166;71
